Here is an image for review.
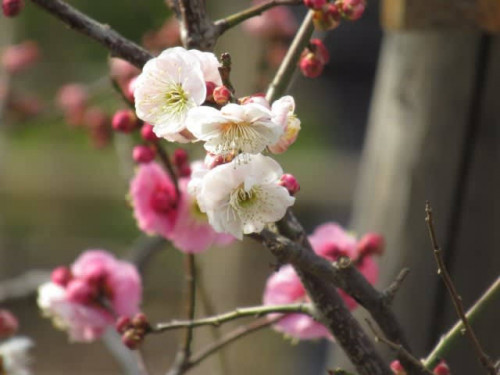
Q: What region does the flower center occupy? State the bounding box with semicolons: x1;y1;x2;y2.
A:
164;83;189;114
218;121;262;154
150;185;177;214
229;184;258;210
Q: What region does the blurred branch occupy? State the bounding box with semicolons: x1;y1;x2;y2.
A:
0;270;50;302
102;329;144;375
423;277;500;369
425;202;496;374
265;11;315;103
382;268;411;305
152;303;312;333
126;236;167;275
29;0;153;68
214;0;302;36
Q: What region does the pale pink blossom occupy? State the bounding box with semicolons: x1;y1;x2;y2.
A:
268;96;301;154
37;250;142;342
243;1;297;38
1;41;40;74
0;337;33;375
129;162;179;239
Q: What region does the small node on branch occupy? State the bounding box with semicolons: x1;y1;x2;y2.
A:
218;53;235;94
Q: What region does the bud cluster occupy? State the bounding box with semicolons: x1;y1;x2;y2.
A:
303;0;366;30
116;313;151;350
299;39;330;78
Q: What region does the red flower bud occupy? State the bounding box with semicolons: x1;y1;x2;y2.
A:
299;53;324;78
309;39;330;64
178;164;192;178
0;310;19;339
303;0;326;10
433;360;450;375
340;0;366;21
313;4;341;31
115;316;132;334
112;109;140;133
279;174;300;195
122;329;143;350
133;145;156;164
173;148;189;168
2;0;24;17
131;313;150;331
51;266;73;287
390;360;407;375
205;81;217;103
213;85;231;106
140;123;159;142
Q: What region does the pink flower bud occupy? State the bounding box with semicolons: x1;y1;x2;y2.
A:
313;4;341;31
125;77;137;104
1;41;40;74
205;81;217;103
66;279;96;305
433;360;450;375
178;164;191;178
150;185;177;214
213;86;231;106
303;0;326;10
121;329;143;350
340;0;366;21
173;148;189;168
51;266;73;287
112;109;140;133
0;310;19;339
2;0;24;17
140;123;158;142
131;313;150;330
309;39;330;64
299;53;324;78
133;145;156;164
357;233;385;256
390;360;407;375
115;316;132;334
279;174;300;195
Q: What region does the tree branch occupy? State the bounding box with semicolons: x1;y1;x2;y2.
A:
177;0;217;50
214;0;303;36
425;202;496;375
29;0;152;68
152;303;312;333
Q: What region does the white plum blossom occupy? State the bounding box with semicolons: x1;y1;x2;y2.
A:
134;47;220;142
269;95;301;154
0;337;33;375
191;154;295;239
186;103;283;156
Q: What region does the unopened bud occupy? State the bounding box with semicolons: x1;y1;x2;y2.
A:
51;266;73;287
309;39;330;64
66;279;96;305
433;360;450;375
390;360;407;375
0;310;19;339
112;109;140;133
303;0;326;10
131;313;150;331
2;0;24;17
122;329;143;350
140;123;158;142
299;53;324;79
213;86;231;106
279;174;300;195
178;164;191;178
115;316;132;334
133;145;156;164
313;4;341;31
357;233;385;256
339;0;366;21
205;81;217;103
173;148;189;168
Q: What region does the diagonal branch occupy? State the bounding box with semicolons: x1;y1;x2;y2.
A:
425;202;496;375
214;0;303;36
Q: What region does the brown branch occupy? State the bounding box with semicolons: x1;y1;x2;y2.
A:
29;0;152;69
214;0;303;37
383;268;411;305
366;320;434;375
154;143;180;196
425;202;496;375
177;0;216;50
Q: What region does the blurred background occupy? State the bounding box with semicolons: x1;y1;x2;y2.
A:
0;0;498;374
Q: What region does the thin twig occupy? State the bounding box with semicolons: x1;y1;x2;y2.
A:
152;303;312;333
366;320;434;375
29;0;152;68
265;10;315;103
425;202;496;375
383;268;411;305
185;317;279;371
154;142;180;196
214;0;303;36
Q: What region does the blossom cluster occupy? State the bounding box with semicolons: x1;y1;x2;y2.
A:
132;46;301;240
263;223;383;340
37;250;142;342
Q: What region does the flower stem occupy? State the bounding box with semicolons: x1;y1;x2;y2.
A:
423;277;500;369
265;10;315;103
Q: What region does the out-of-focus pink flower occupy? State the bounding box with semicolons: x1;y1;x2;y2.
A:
133;145;156;164
433;360;450;375
37;250;142;342
390;360;407;375
129;162;179;239
0;310;19;339
142;17;182;52
84;107;112;149
109;58;140;86
340;0;366;21
1;41;40;74
2;0;24;17
264;222;382;340
56;83;89;127
243;0;297;39
169;163;234;253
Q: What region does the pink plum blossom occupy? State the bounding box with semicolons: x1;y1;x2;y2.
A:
37;250;142;342
268;96;301;154
263;222;381;340
129;162;179;239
